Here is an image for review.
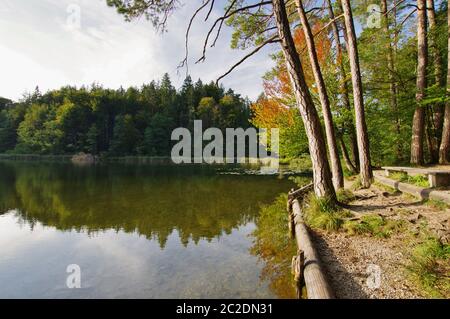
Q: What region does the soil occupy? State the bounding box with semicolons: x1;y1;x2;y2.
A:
310;182;450;299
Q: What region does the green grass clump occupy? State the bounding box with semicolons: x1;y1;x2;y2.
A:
336;188;356;204
343;214;406;238
407;238;450;298
424;199;448;210
374;181;397;194
303;193;352;231
350;176;363;191
390;172;429;188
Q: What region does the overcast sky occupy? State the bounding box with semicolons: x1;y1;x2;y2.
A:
0;0;277;101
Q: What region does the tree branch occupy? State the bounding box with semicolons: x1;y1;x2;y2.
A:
216;34;280;85
177;0;212;76
197;0;272;63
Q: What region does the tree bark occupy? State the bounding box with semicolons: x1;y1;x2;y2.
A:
339;135;357;173
439;3;450;164
272;0;336;200
381;0;402;162
340;0;373;187
295;0;344;190
427;0;444;161
411;0;427;165
325;0;359;171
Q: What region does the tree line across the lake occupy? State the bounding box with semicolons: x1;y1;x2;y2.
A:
0;75;252;156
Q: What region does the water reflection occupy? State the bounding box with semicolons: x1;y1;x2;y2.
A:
0;161;296;298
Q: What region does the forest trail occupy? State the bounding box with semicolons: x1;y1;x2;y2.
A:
310;182;450;299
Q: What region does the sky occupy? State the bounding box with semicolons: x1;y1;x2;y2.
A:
0;0;277;102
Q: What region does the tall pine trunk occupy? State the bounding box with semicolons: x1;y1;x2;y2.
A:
272;0;336;200
427;0;444;162
296;0;344;190
411;0;428;165
340;136;357;173
439;2;450;164
381;0;402;162
341;0;373;187
326;0;359;173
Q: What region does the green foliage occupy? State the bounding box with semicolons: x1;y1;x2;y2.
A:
110;114;140;155
407;237;450;298
0;110;16;152
106;0;177;29
0;76;251;156
390;172;430;188
139;113;173;156
16;103;62;154
303;193;351;231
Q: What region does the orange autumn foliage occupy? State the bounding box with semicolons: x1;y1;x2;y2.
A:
252;23;332;129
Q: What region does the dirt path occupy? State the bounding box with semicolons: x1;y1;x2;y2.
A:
311;183;450;299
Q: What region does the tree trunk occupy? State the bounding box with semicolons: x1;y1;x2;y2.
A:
340;0;373;187
426;106;439;163
381;0;402;162
339;136;357;173
411;0;428;165
272;0;336;200
325;0;359;171
295;0;344;190
427;0;444;161
439;3;450;164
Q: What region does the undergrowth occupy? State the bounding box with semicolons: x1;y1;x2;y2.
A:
390;172;429;188
343;215;406;238
303;193;352;231
406;237;450;298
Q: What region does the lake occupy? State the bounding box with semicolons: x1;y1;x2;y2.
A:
0;161;300;298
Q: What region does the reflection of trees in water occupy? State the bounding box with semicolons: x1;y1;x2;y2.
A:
251;194;298;299
0;162;293;248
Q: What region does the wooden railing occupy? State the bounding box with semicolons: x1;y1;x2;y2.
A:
287;184;334;299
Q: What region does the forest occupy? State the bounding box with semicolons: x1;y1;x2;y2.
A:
0;75;251;156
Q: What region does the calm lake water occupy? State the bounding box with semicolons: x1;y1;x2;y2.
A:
0;161;298;298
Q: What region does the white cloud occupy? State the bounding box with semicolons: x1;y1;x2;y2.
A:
0;0;276;101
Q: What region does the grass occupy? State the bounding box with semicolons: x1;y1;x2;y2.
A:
303;193;352;231
406;237;450;298
424;199;449;210
336;188;356;204
390;172;429;188
350;176;363;191
343;214;406;238
374;181;397;194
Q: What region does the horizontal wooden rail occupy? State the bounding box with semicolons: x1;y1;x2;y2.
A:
288;185;334;299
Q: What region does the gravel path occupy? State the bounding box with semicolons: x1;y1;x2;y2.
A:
310;183;450;299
